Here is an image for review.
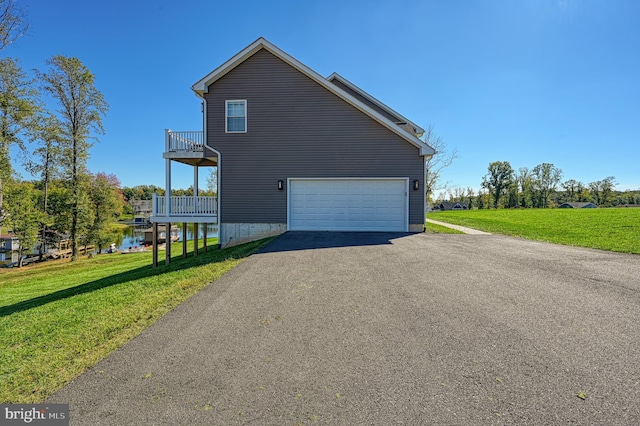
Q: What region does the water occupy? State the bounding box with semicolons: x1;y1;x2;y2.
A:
116;224;219;251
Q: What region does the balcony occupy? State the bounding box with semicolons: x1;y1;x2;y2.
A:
163;130;217;166
168;130;203;152
150;194;218;224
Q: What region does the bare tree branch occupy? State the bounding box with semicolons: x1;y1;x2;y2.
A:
422;125;458;203
0;0;28;52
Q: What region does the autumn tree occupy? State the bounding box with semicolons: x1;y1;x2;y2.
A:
482;161;514;209
38;55;108;260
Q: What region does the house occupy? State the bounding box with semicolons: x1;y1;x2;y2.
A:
150;38;435;265
0;234;20;267
130;200;152;224
437;202;468;211
559;202;597;209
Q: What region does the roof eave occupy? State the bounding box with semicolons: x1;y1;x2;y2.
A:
327;72;426;136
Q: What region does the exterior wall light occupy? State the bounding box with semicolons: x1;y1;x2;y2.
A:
413;180;419;190
278;180;284;190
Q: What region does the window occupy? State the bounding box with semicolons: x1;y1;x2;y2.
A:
226;100;247;133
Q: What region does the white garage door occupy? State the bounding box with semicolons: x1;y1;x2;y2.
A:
288;178;408;231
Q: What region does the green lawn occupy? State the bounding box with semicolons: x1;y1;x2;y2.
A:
430;208;640;254
0;237;273;403
425;221;465;234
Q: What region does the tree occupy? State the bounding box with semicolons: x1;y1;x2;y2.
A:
46;181;72;243
3;180;45;267
26;114;62;259
588;177;616;206
482;161;514;209
475;189;490;210
449;186;465;202
38;55;108;260
506;180;519;209
531;163;562;208
0;0;28;51
0;57;39;226
0;0;29;227
516;167;534;208
87;172;124;253
206;167;218;195
465;187;475;210
122;184;165;201
422;125;457;204
561;179;583;203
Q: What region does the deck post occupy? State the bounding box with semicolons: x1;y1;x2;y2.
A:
203;223;208;253
194;165;199;215
194;222;199;256
165;131;172;217
165;222;171;265
182;222;187;258
152;222;158;268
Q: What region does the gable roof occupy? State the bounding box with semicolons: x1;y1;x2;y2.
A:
559;202;597;208
439;201;468;210
192;37;435;157
326;73;425;138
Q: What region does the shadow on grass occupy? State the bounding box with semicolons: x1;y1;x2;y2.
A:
0;240;265;318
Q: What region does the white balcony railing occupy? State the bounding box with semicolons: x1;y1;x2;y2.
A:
166;130;204;153
152;194;218;219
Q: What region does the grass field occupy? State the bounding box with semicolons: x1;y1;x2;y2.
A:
0;237;273;403
425;221;465;234
431;208;640;254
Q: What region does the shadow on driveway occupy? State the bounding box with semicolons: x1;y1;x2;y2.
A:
259;231;414;253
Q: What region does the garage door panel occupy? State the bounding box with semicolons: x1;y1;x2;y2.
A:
289;179;407;232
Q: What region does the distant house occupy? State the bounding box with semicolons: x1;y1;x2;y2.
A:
437;202;468;211
130;200;152;224
558;202;597;209
0;234;20;267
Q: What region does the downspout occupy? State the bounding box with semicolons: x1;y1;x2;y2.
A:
194;91;223;248
423;154;433;232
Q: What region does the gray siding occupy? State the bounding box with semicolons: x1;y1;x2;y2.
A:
329;78;400;123
205;49;425;226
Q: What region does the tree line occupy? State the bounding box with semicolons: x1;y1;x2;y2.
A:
435;160;638;209
119;183;217;216
0;1;122;265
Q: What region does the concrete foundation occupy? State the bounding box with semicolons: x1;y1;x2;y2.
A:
409;223;426;232
220;223;287;248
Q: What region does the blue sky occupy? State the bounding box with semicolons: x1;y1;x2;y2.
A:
6;0;640;193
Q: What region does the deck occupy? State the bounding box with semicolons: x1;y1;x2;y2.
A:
150;194;218;223
162;130;217;167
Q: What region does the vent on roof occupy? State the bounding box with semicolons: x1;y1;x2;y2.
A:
396;122;416;136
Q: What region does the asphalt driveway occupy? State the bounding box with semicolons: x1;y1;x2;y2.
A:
50;232;640;425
